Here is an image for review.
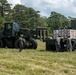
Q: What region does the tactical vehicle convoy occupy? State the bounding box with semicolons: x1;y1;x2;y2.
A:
44;20;76;52
0;22;37;49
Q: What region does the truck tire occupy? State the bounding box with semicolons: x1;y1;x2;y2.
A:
28;39;38;49
72;42;76;51
0;39;3;48
15;39;26;48
46;42;51;51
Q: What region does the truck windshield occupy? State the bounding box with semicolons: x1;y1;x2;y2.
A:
13;22;20;32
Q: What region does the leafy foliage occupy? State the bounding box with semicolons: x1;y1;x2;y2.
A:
0;0;11;18
47;12;70;33
0;15;4;27
0;0;12;28
12;4;40;29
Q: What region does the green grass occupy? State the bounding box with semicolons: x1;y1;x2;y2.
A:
0;40;76;75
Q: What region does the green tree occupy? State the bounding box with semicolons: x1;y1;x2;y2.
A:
12;4;41;29
47;11;70;33
0;0;11;19
0;15;4;27
37;17;48;27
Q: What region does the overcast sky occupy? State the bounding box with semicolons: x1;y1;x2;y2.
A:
7;0;76;17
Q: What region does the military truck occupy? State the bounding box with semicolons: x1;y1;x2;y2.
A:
44;20;76;52
0;22;38;49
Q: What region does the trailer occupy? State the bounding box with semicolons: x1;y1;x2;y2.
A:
30;27;48;40
44;20;76;52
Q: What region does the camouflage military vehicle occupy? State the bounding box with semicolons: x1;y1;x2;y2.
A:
0;22;38;49
44;20;76;52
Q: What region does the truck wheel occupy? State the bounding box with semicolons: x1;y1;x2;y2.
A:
28;39;38;49
0;39;3;48
15;39;26;48
72;43;75;51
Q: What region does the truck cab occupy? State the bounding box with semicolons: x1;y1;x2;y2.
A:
3;22;20;37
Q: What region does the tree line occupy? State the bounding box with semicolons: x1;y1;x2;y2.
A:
0;0;76;34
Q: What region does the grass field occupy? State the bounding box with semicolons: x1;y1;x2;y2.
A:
0;40;76;75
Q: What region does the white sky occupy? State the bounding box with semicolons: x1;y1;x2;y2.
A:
7;0;21;7
7;0;76;17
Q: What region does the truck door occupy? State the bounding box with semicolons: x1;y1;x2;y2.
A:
4;23;13;36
